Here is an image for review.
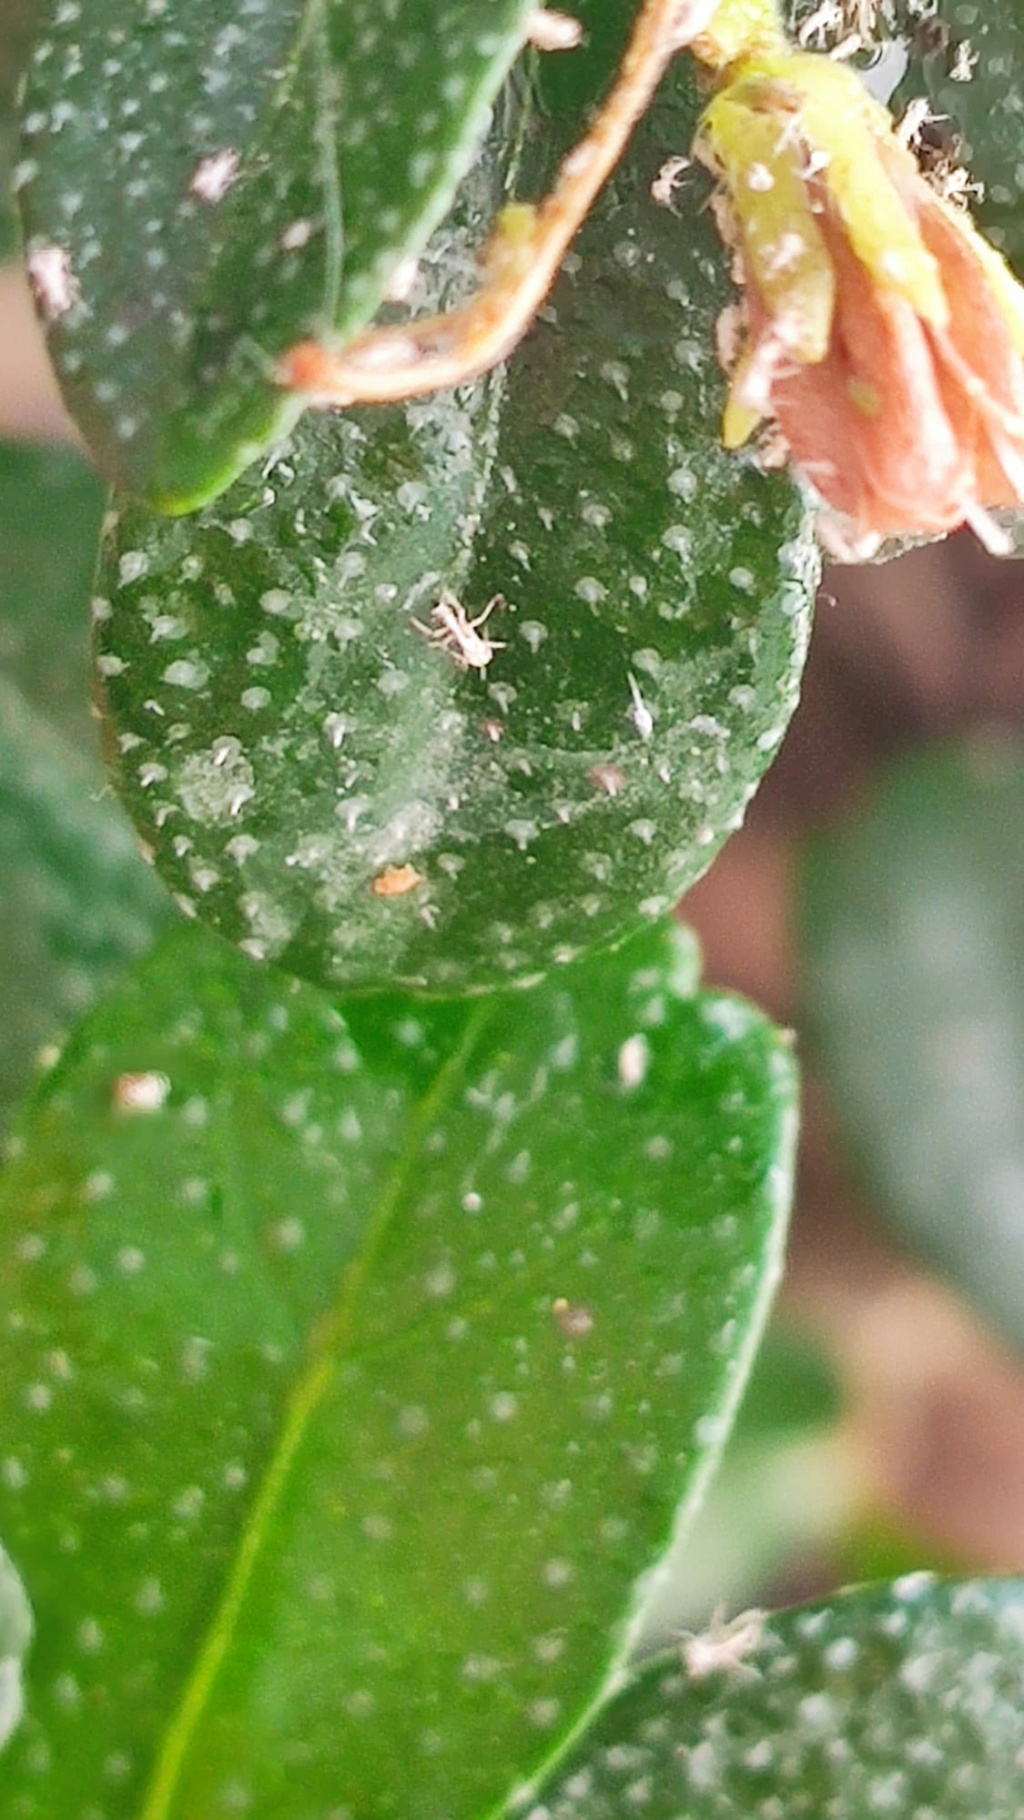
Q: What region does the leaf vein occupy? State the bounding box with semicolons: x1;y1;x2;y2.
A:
137;1003;491;1817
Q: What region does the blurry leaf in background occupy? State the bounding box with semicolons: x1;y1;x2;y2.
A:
0;917;797;1819
0;441;171;1127
639;1323;853;1642
530;1575;1024;1820
0;440;105;748
836;1513;964;1595
728;1325;842;1439
801;742;1024;1356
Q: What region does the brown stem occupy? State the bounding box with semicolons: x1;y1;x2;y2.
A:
278;0;720;406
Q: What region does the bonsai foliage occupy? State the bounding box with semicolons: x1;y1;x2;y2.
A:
3;0;1024;1816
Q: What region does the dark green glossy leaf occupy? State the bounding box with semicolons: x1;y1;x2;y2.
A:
530;1575;1024;1820
891;0;1024;271
0;917;797;1820
0;442;170;1127
96;40;815;995
801;741;1024;1354
19;0;535;507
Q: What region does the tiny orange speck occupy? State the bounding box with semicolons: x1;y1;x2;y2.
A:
372;863;424;899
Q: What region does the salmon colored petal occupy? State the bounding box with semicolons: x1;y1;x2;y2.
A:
910;190;1024;422
705;37;1024;547
754;210;972;536
903;181;1024;508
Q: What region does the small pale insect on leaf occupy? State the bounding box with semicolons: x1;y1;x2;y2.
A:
681;1606;765;1679
413;592;507;671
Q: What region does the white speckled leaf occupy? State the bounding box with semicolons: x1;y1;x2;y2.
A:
0;917;797;1820
95;35;817;995
18;0;536;508
887;0;1024;269
529;1575;1024;1819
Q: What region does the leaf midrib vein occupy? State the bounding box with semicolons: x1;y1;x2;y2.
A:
137;1002;491;1820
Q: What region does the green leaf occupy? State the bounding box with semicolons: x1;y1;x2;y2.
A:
890;0;1024;270
0;1543;32;1758
18;0;536;507
0;675;172;1129
801;741;1024;1354
96;41;816;995
0;441;106;750
0;0;34;260
528;1575;1024;1819
0;442;171;1127
0;917;797;1820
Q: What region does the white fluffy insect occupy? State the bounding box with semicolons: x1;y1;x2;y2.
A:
527;9;584;51
413;591;506;671
189;148;241;203
680;1607;765;1680
651;153;692;208
26;244;79;321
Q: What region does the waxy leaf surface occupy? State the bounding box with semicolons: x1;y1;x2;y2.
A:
531;1575;1024;1819
0;918;797;1820
97;30;815;994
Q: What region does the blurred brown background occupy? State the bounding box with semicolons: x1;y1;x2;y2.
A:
685;503;1024;1579
5;251;1024;1585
